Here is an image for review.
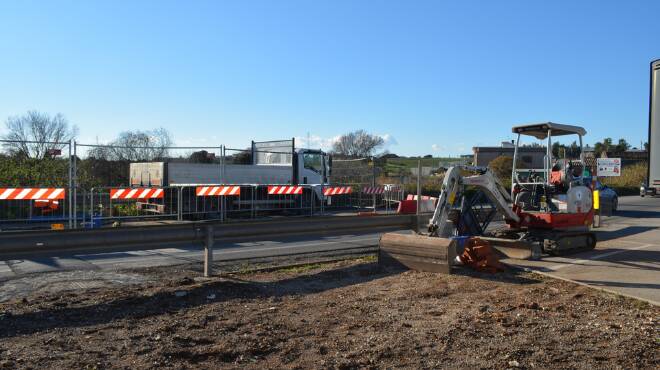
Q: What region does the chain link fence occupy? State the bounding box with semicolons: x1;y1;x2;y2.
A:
0;139;74;230
1;140;432;231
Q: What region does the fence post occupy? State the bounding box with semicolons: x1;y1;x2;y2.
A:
90;187;94;229
204;224;214;277
372;156;376;211
73;140;77;229
177;187;182;221
416;159;421;231
416;159;421;216
68;139;73;229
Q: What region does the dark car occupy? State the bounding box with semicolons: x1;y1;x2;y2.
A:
595;181;618;214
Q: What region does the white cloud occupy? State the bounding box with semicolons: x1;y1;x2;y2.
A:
431;144;444;152
295;134;341;150
379;134;398;147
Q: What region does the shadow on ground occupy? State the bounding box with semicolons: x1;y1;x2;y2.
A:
595;226;658;241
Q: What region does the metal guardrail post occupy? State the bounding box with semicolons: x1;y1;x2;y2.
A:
204;224;214;277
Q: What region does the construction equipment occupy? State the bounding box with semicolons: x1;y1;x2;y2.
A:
380;122;597;272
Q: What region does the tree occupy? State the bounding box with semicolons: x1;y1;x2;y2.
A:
332;130;384;158
553;141;581;159
594;138;613;156
88;128;173;161
1;111;78;159
614;138;630;153
189;150;216;163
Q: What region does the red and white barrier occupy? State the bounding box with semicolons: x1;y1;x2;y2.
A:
406;194;437;202
362;186;385;194
268;186;303;195
111;188;164;199
196;186;241;196
323;186;352;196
0;188;65;200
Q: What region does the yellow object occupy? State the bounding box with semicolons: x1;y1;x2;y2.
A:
593;190;599;210
448;191;456;205
51;223;65;230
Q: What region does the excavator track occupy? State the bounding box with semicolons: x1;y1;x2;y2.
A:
542;231;597;256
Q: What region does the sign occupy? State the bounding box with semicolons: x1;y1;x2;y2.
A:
597;158;621;177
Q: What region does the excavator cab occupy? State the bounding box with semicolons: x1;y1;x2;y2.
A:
510;123;594;224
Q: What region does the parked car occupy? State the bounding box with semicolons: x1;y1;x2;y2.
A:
595;181;618;213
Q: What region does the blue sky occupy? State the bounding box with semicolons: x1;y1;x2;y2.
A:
0;1;657;156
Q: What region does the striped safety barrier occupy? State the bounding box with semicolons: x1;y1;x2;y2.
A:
323;186;352;196
111;188;164;199
406;194;436;201
196;186;241;196
0;188;66;200
362;186;385;194
267;185;304;195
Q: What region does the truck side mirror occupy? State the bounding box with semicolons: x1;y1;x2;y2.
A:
328;155;333;176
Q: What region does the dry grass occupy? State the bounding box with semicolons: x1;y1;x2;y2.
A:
601;162;647;194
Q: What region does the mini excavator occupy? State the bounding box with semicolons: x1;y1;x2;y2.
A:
380;123;597;271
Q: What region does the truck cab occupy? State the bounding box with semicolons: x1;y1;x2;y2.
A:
294;149;331;185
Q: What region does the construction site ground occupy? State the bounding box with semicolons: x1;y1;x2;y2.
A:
0;257;657;369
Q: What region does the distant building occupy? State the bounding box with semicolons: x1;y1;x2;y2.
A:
473;145;546;168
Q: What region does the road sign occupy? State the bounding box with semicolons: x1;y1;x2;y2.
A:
597;158;621;177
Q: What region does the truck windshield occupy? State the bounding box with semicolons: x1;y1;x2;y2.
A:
303;152;324;174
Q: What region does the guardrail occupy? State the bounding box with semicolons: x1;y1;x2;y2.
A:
0;214;423;262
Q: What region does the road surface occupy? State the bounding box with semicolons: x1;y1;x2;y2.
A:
0;229;389;279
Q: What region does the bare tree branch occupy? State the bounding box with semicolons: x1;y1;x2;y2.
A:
331;130;384;158
88;128;173;161
1;111;77;159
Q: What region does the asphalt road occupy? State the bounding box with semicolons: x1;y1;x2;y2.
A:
0;229;390;280
506;195;660;305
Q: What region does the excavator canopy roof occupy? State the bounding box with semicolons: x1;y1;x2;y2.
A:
511;122;587;139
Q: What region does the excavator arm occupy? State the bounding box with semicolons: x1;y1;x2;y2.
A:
428;166;520;237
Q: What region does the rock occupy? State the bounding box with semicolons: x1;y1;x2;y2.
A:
508;360;520;367
206;293;216;300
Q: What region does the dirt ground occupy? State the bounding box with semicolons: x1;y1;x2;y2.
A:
0;258;658;369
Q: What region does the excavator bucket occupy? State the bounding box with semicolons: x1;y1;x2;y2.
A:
378;233;457;274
